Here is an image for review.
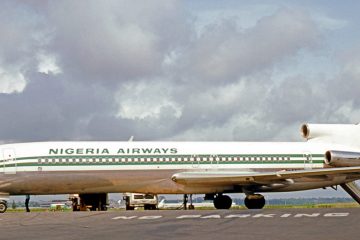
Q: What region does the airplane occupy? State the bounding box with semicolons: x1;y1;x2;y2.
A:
1;123;360;213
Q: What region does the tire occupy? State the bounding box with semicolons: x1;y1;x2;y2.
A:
0;201;7;213
213;195;232;209
244;194;265;209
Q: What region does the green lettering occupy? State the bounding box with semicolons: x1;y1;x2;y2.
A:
65;148;74;154
142;148;152;154
76;149;84;154
49;149;58;154
86;148;94;154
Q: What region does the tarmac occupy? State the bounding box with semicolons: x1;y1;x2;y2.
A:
0;209;359;240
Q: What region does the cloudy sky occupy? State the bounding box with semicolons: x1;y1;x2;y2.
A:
2;0;360;199
1;0;360;143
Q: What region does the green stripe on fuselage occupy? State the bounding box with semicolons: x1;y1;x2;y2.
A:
1;153;324;167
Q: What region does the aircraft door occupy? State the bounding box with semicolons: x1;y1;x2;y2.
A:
303;152;313;170
211;155;219;168
2;148;17;174
191;155;200;168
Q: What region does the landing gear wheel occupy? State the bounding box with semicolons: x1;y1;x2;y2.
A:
244;194;265;209
213;195;232;209
188;204;195;210
0;201;7;213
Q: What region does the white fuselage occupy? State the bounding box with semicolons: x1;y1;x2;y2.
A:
0;141;358;195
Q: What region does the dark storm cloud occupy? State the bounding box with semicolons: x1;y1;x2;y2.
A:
0;1;355;142
45;0;192;86
0;73;114;141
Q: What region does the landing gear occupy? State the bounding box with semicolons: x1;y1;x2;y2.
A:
183;194;188;210
182;194;195;210
25;195;30;212
188;194;194;210
244;194;265;209
213;194;232;209
0;201;7;213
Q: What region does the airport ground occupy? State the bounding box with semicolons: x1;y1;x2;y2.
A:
4;201;360;212
0;208;359;240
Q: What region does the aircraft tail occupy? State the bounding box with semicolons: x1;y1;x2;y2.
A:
340;181;360;204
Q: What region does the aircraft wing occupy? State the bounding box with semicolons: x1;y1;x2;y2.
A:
171;167;360;185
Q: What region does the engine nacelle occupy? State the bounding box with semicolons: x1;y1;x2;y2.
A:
325;150;360;167
301;123;360;140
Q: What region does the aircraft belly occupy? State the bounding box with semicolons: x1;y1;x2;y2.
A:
1;167;358;195
0;170;231;195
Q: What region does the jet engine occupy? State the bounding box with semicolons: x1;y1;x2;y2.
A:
301;123;360;140
301;123;360;149
325;150;360;167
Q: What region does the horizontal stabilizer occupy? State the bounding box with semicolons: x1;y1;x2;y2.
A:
340;181;360;204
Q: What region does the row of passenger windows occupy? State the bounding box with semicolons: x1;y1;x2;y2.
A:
37;156;291;164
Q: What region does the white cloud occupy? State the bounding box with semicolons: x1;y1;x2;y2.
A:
116;80;183;120
37;53;61;75
0;66;26;94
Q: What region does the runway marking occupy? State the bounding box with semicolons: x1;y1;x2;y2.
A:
112;216;138;220
111;212;350;220
324;213;349;217
176;215;201;219
112;216;162;220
